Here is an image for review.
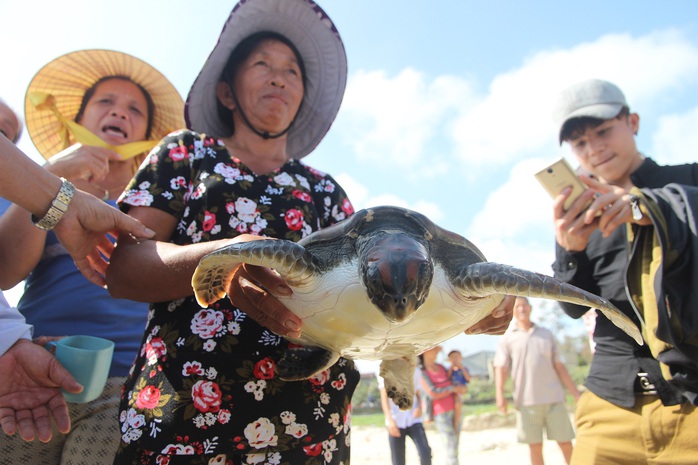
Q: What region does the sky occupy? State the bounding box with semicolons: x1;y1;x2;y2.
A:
3;0;698;371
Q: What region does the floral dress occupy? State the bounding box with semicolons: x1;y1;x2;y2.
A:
113;130;359;465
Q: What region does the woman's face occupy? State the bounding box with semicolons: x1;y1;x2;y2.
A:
78;78;149;145
0;101;20;143
229;39;304;134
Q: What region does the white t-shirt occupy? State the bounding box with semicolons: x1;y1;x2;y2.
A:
0;289;32;356
377;369;424;428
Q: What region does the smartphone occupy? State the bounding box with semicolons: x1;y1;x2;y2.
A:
534;158;593;212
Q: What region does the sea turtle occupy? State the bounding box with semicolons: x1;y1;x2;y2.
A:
192;205;642;409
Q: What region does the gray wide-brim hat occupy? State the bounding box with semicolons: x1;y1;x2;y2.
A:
185;0;346;160
553;79;627;144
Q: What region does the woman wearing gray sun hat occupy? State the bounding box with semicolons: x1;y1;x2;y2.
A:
106;0;358;463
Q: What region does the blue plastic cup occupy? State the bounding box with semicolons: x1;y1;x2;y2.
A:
46;335;114;403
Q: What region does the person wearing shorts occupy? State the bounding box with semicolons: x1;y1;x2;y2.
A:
494;297;580;465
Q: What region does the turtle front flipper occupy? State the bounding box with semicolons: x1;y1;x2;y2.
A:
277;346;340;381
192;239;320;307
380;356;417;410
455;262;643;346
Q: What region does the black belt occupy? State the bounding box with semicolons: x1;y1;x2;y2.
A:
634;372;658;396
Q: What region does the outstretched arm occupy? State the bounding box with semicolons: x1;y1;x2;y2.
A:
106;206;302;338
0;136;155;286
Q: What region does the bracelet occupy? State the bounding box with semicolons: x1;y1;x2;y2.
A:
31;177;75;231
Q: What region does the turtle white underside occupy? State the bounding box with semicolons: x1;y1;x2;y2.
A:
280;259;500;360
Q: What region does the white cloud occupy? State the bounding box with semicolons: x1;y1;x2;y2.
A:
339;68;475;173
334;172;444;222
467;158;554;239
450;30;698;167
465;158;557;273
336;29;698;201
651;105;698;165
333;173;370;209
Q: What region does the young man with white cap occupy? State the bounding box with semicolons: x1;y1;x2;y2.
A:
551;78;698;464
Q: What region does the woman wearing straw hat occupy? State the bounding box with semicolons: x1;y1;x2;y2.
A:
0;49;184;464
106;0;359;463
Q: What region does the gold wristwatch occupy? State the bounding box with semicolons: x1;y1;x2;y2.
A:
31;177;75;231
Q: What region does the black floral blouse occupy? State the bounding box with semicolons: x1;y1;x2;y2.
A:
114;130;359;465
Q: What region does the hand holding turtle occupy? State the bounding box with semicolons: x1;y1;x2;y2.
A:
227;262;301;338
464;294;514;335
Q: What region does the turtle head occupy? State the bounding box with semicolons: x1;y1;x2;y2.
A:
360;233;434;323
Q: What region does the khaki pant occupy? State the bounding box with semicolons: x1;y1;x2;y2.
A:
571;390;698;465
0;377;124;465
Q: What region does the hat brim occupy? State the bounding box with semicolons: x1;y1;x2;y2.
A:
25;49;185;160
558;103;624;144
185;0;347;160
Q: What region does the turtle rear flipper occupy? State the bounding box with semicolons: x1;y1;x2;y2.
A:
380;357;417;410
277;346;340;381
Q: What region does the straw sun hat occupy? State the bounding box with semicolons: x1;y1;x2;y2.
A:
185;0;347;160
25;49;185;160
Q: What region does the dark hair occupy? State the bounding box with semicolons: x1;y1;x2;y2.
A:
448;350;460;357
216;31;306;136
74;75;155;139
560;106;630;142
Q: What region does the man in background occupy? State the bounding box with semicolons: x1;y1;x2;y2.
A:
494;297;579;465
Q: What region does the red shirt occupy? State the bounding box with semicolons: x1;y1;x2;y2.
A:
423;363;455;415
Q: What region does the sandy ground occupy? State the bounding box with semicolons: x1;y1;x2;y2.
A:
351;423;570;465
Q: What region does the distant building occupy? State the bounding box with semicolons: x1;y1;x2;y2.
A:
462;350;496;380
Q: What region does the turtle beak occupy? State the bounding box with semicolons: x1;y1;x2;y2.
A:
362;235;434;323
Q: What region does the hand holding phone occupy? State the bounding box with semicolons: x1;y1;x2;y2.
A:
535;158;594;212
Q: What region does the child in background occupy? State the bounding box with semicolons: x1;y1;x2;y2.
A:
448;349;471;425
